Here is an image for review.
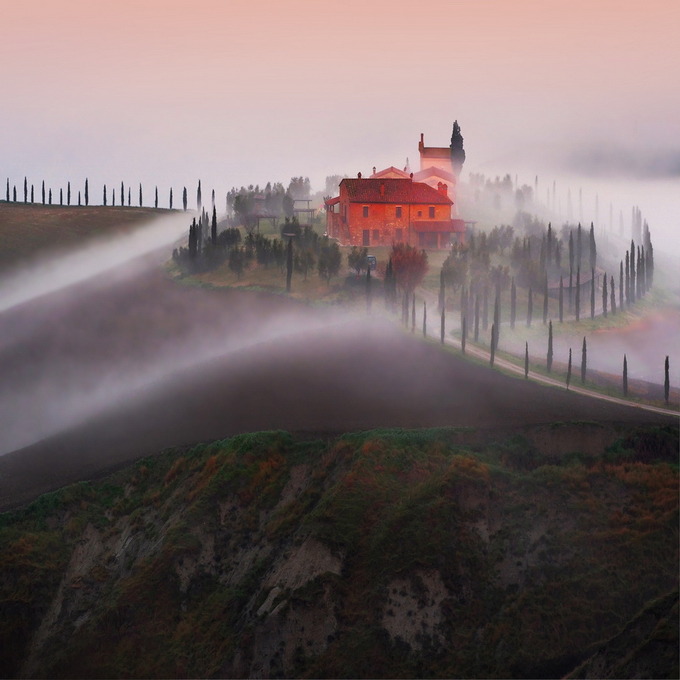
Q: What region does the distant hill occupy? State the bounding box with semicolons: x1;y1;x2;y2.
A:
0;202;173;272
1;425;677;678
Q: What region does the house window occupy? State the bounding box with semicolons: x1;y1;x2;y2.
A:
429;206;435;218
396;206;402;218
372;229;380;243
363;206;369;218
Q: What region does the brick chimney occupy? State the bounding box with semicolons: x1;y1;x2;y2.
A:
358;172;362;179
437;182;448;196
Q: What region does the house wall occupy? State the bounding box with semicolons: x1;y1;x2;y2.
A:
345;201;450;247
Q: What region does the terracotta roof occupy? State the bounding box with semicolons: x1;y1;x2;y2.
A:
412;219;466;233
339;178;452;205
370;166;410;179
413;166;456;183
324;196;340;206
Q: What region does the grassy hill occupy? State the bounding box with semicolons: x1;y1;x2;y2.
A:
1;425;677;678
0;202;174;272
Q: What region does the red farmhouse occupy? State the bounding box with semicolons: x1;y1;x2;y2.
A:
325;175;465;249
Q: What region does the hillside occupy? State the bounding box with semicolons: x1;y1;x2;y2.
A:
0;202;173;272
1;426;677;678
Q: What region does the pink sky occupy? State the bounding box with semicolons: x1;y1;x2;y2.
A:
1;0;679;244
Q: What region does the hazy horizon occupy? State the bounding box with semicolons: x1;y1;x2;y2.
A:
2;0;679;252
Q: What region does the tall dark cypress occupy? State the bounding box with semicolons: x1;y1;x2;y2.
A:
576;223;582;269
575;267;581;321
440;307;446;346
581;337;587;383
60;188;63;205
567;348;572;390
610;275;616;315
211;206;217;246
103;184;107;206
510;277;516;329
84;178;88;206
602;272;608;317
590;268;595;319
619;260;624;308
623;355;628;397
197;180;202;213
664;356;670;405
41;180;45;204
5;178;9;201
526;287;533;327
542;274;548;325
67;181;71;205
30;185;34;202
139;183;143;207
121;182;125;206
127;187;131;206
23;177;27;202
559;275;564;323
589;222;596;270
547;320;553;373
629;240;636;303
183;187;188;211
524;342;529;379
169;188;174;210
155;186;158;209
48;188;51;204
568;231;574;311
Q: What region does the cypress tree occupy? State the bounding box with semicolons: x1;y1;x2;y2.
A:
155;186;158;209
30;185;34;202
48;188;51;204
66;181;71;205
366;267;372;313
576;223;582;269
664;356;669;405
589;221;596;270
440;307;446;346
575;267;581;321
524;342;529;379
568;231;574;311
493;284;501;346
285;235;293;292
567;348;572;390
411;294;416;333
527;287;533;327
211;188;215;210
121;181;125;206
623;354;628;397
559;276;564;323
77;190;81;206
127;187;131;206
23;176;27;202
438;270;445;312
139;183;143;207
629;240;636;303
602;272;608;317
547;320;553;372
581;337;587;383
84;178;88;206
542;274;548;325
590;268;595;319
197;180;202;213
169;188;173;210
13;185;17;202
183;186;188;211
5;178;9;201
510;277;516;329
619;260;624;309
610;275;616;315
112;188;115;206
211;206;217;246
482;284;488;331
423;301;427;337
41;180;45;204
103;184;107;206
60;188;63;205
546;222;553;265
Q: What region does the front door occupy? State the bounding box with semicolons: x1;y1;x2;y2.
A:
362;229;370;246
